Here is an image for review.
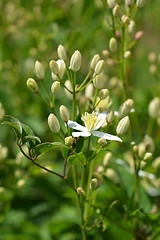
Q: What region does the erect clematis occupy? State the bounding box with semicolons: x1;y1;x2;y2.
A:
68;112;122;142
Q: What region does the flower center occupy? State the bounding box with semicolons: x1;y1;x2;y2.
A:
82;112;100;132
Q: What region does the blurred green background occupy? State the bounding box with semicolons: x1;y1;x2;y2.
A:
1;0;160;239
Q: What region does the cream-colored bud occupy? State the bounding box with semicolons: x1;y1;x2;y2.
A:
48;113;60;133
118;99;134;119
65;136;75;146
90;178;98;191
152;157;160;168
109;38;117;53
116;116;130;135
124;51;131;59
112;5;120;17
143;152;152;161
98;138;107;147
85;83;94;99
35;60;45;80
97;165;104;174
105;168;119;183
133;145;138;154
102;50;110;58
51;81;61;94
17;179;25;188
148;52;156;63
138;142;146;159
90;54;100;70
121;15;130;25
64;80;73;99
49;60;59;75
103;152;112;167
136;0;145;8
99;89;109;100
106;109;114;124
93;73;104;89
57;44;67;61
149;64;157;75
94;60;104;75
70;50;82;72
77;187;85;196
27;78;38;93
0;103;5;120
128;20;136;35
135;31;144;41
51;59;66;80
107;0;116;8
148;97;160;119
60;105;70;122
125;0;133;7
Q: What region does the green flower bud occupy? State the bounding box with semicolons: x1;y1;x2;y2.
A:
77;187;85;196
51;81;61;94
93;73;104;89
90;178;98;191
112;4;120;17
60;105;70;122
27;78;38;93
133;145;139;154
148;97;160;119
57;44;67;61
99;89;109;100
98;138;107;147
94;60;104;75
70;50;82;72
90;54;100;70
103;152;112;167
106;109;114;124
136;0;145;8
48;113;60;133
116;116;130;135
109;38;117;53
65;136;75;146
35;60;45;80
105;168;119;184
143;152;152;161
138;142;146;159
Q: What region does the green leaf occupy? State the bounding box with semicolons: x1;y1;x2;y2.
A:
24;135;41;143
35;142;69;156
21;123;41;147
2;115;22;139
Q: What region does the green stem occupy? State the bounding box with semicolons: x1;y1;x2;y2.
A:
37;92;50;106
147;117;155;136
42;80;52;103
78;70;93;91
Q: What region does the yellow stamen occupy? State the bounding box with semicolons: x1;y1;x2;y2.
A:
82;112;100;132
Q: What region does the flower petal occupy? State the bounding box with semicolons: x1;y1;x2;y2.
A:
72;131;91;137
68;120;87;131
94;111;107;130
92;130;122;142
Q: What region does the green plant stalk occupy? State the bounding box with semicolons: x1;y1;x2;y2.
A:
78;69;93;91
41;80;52;103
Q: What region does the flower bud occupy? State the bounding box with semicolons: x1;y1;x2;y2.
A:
148;97;160;119
105;168;119;183
60;105;70;122
133;145;138;154
48;113;60;133
57;44;67;61
148;52;156;63
135;31;144;41
121;15;130;25
94;60;104;75
107;0;116;8
70;50;82;72
51;59;66;80
125;0;133;7
143;152;152;161
128;20;135;35
118;99;134;119
65;136;75;146
49;60;59;75
17;179;25;188
112;5;120;17
51;81;61;94
109;38;117;53
99;89;109;100
90;178;98;191
35;60;45;80
77;187;85;196
27;78;38;93
93;73;104;89
97;165;104;174
124;51;131;59
90;54;100;70
102;50;110;58
106;109;114;124
116;116;130;135
98;138;107;147
136;0;145;8
85;83;94;99
138;142;146;159
103;152;112;167
0;103;5;120
149;64;157;75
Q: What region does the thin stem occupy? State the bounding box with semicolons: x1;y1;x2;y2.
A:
78;70;93;91
37;92;50;106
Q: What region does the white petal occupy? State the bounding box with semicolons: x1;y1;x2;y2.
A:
92;130;122;142
72;131;91;137
52;72;59;81
68;120;87;131
94;111;107;130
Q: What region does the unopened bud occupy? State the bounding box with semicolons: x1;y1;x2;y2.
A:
112;5;120;17
149;64;157;75
77;187;85;196
125;0;133;7
49;60;59;75
128;20;136;35
85;83;94;99
17;179;25;188
48;113;60;133
148;97;160;119
136;0;145;8
51;59;66;80
99;89;109;100
143;152;152;161
94;60;104;75
90;54;100;70
124;51;131;59
97;165;104;174
51;81;61;94
60;105;70;122
103;152;112;167
118;99;134;119
107;0;116;8
133;145;138;154
109;38;117;53
27;78;38;93
98;138;107;147
106;109;114;124
116;116;130;135
57;44;67;61
121;15;130;25
35;60;45;80
135;31;144;41
0;103;5;120
93;73;104;89
138;142;146;159
65;136;75;146
90;178;98;191
70;50;82;72
148;52;156;63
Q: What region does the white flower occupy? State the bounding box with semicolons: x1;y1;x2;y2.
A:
68;112;122;142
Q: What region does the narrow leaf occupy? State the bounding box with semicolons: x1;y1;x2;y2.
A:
35;142;69;156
